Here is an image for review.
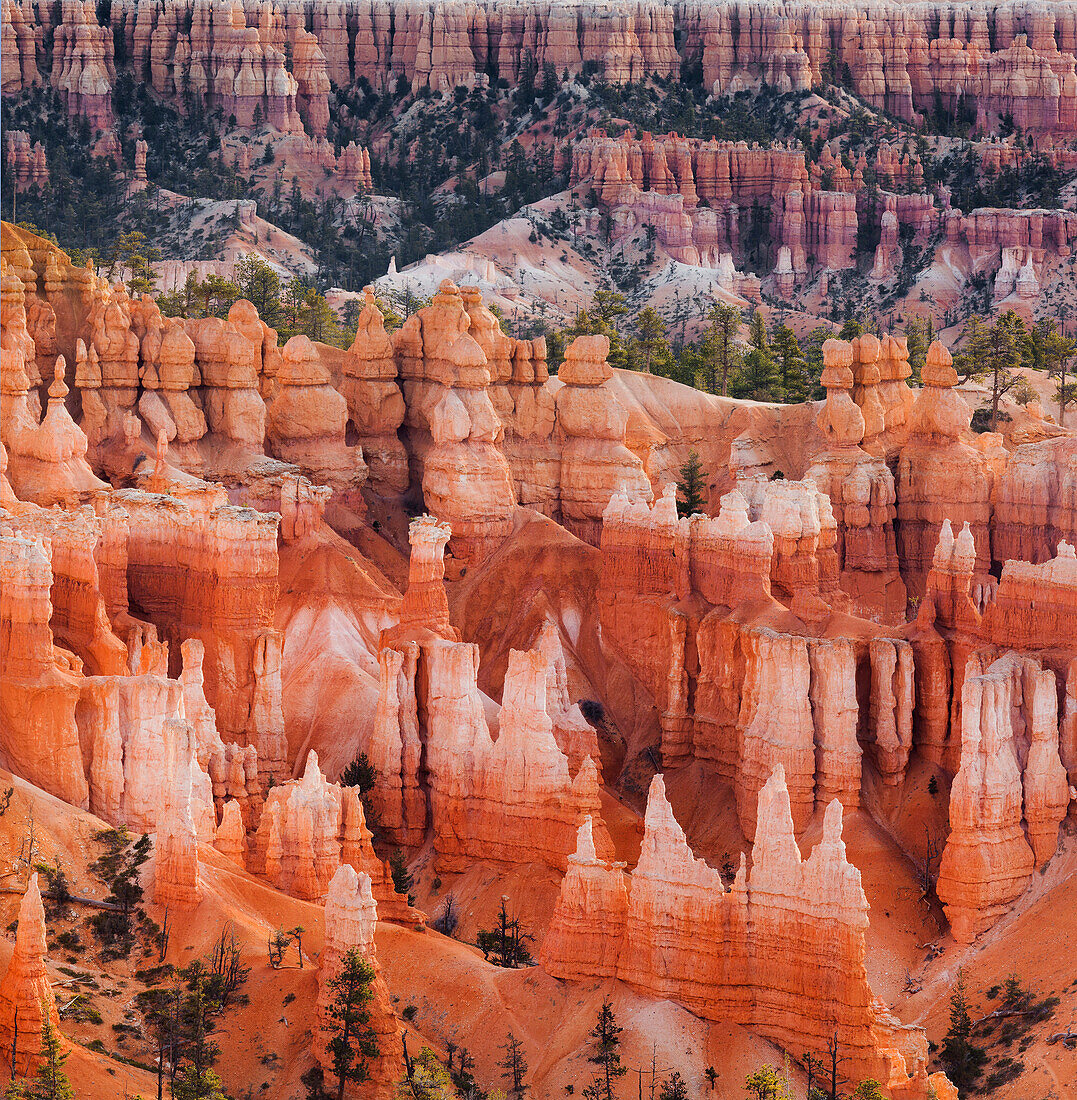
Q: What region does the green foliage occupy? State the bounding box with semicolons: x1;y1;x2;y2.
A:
852;1081;886;1100
743;1065;791;1100
954;311;1029;431
326;948;380;1100
700;303;742;396
940;971;987;1092
88;827;152;956
658;1072;689;1100
584;999;626;1100
341;753;378;794
477;898;533;968
389;849;414;900
770;323;808;402
676;450;707;518
904;316;935;385
633;307;669;374
4;1016;73;1100
500;1032;529;1098
400;1047;454;1100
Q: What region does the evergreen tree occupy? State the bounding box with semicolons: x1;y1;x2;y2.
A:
389;849;413;899
903;316;935;385
325;948;380;1100
634;308;668;374
1037;320;1077;425
499;1033;529;1099
852;1082;886;1100
939;971;986;1091
10;1016;74;1100
954;311;1027;431
701;302;742;396
234;255;284;329
676;450;707;518
734;348;782;402
658;1072;689;1100
770;323;807;402
838;317;864;341
743;1064;791;1100
747;309;769;355
584;999;627;1100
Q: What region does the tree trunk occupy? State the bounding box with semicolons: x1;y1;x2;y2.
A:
1061;362;1067;427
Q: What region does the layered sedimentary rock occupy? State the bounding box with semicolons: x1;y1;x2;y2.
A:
0;532;87;807
339;287;408;494
805;336;904;618
0;874;63;1078
542;770;930;1088
424;640;613;873
256;751;424;922
556;334;652;546
315;866;404;1098
7;0;1077;139
937;654;1036;942
154;735;203;910
393;279;516;563
897;342;994;595
265;334;367;511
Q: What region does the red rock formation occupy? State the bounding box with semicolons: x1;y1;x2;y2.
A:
384;514;458;645
315;866;404;1098
867;638;914;786
937;654;1035;942
805;338;903;619
9;1;1076;138
0;874;63;1077
541;769;930;1087
339;287;408;495
897;342;994;596
265;334;367;512
424;640;612;873
154;735;203;910
214;798;247;868
394;279;516;564
556;334;652;546
735;629;816;838
258;751;423;921
0;532;87;807
366;643;426;848
537;816;628;980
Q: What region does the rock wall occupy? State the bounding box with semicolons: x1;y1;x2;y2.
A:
0;874;64;1077
541;770;933;1092
6;1;1076;136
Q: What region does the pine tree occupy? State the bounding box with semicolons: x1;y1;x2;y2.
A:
676;450;707;518
940;970;986;1091
954;311;1027;431
744;1064;791;1100
325;948;380;1100
499;1033;529;1098
770;323;807;402
903;316;935;385
389;849;413;898
658;1072;689;1100
734;348;782;402
585;999;627;1100
701;302;742;396
634;308;668;374
747;309;769;355
13;1017;74;1100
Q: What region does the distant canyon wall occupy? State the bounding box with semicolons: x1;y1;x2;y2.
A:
3;0;1077;135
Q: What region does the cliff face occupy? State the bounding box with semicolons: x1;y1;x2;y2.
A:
541;770;930;1092
5;1;1076;135
0;874;63;1078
